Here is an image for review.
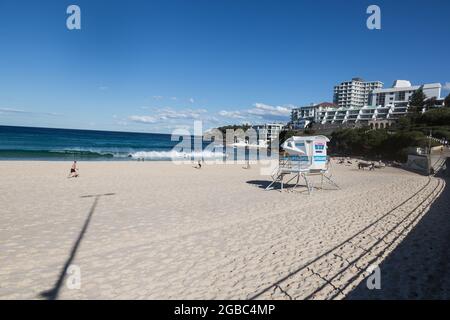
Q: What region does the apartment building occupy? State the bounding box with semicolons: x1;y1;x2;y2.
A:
333;78;384;108
370;80;442;107
291;79;443;129
253;123;285;141
290;103;336;129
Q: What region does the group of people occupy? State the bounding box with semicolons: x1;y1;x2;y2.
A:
69;159;206;177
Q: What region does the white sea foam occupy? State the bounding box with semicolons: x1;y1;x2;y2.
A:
129;150;227;160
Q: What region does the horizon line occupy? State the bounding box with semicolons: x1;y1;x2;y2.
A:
0;124;173;136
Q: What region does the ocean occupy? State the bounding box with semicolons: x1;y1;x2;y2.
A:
0;125;224;161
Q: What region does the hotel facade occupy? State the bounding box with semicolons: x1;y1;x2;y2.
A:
370;80;442;107
291;79;443;129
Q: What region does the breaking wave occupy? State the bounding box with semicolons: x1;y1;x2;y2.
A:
0;148;227;161
129;150;227;160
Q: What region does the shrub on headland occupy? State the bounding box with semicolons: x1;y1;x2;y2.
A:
432;129;450;141
329;128;434;162
416;108;450;126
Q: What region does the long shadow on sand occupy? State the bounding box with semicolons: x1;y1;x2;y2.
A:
39;193;115;300
246;180;276;189
346;173;450;300
246;180;308;190
246;179;335;193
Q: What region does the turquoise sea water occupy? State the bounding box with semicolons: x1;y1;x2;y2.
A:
0;125;216;161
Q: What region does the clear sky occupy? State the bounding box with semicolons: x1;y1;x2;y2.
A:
0;0;449;133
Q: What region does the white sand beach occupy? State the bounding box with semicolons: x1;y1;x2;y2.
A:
0;160;447;299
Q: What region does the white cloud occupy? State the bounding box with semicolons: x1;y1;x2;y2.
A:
189;98;195;104
126;102;295;132
115;120;128;126
216;103;295;123
152;95;163;100
157;107;206;120
170;97;177;101
128;108;209;125
128;115;157;123
0;107;27;114
218;110;245;119
247;103;293;117
0;107;61;116
443;82;450;91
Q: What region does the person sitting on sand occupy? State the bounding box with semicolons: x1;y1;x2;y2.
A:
69;161;79;178
192;160;202;169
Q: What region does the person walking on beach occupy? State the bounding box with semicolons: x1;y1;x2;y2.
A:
69;161;79;178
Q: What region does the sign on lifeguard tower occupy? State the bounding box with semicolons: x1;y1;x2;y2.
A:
281;135;330;170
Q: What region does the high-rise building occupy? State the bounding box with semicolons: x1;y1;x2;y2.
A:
333;78;383;108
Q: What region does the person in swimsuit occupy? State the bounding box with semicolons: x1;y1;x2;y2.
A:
69;161;79;178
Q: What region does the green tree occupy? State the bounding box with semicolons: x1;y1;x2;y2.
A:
396;116;412;131
279;130;298;144
409;87;426;112
445;93;450;107
424;97;437;109
329;128;430;161
417;108;450;126
217;124;251;135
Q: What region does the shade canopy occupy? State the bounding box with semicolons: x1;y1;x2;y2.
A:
282;135;329;156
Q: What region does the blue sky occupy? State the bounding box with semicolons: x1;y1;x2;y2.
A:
0;0;449;133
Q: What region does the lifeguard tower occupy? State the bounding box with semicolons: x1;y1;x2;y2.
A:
265;135;339;194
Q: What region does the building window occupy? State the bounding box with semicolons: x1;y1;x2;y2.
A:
376;93;386;106
395;91;406;101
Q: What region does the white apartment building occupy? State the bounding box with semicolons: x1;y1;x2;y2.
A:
291;103;336;129
370;80;442;107
290;79;444;130
253;123;285;141
333;78;384;108
314;104;398;125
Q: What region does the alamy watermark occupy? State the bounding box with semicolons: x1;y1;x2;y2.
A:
65;5;381;31
164;121;279;176
66;264;81;290
66;4;381;30
66;5;81;30
367;5;381;30
366;264;381;290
